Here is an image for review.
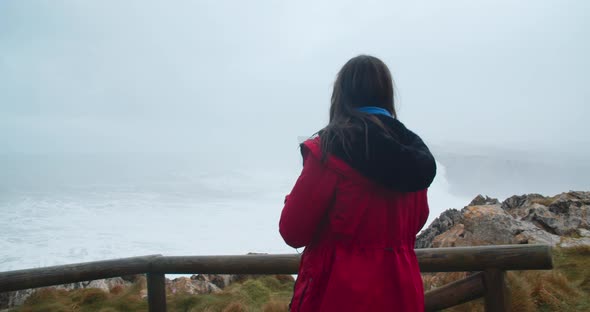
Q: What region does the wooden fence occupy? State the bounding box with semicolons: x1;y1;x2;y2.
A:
0;244;553;312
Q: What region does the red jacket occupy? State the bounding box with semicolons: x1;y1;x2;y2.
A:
280;117;434;312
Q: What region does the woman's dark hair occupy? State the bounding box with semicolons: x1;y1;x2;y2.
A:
319;55;397;160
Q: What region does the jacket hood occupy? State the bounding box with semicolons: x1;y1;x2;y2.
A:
303;115;436;192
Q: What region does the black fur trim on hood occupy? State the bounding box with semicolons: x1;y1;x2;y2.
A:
322;115;437;192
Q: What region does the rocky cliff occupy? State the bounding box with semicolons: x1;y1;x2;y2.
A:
416;191;590;249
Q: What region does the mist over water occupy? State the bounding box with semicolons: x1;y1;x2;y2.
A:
0;156;467;271
1;1;589;270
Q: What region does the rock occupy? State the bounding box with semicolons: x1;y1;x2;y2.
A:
121;274;142;283
431;224;465;247
416;209;462;248
53;281;88;291
139;289;148;299
191;274;233;289
558;228;590;247
417;191;590;249
465;204;561;245
1;274;229;309
578;228;590;237
86;277;129;292
274;274;296;283
0;288;36;309
501;193;546;210
498;192;589;237
430;205;560;247
167;275;222;295
469;195;500;206
560;237;590;248
0;277;131;309
504;202;546;220
517;194;590;236
168;277;198;295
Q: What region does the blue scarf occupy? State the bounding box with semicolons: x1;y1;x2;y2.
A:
356;106;393;118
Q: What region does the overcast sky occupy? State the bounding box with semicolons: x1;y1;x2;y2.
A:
1;0;589;166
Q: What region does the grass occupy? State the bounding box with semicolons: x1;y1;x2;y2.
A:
438;245;590;312
9;246;590;311
11;275;293;312
14;277;149;312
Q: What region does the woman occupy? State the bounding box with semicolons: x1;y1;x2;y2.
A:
279;55;436;311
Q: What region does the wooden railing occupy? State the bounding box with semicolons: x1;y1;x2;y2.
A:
0;244;553;312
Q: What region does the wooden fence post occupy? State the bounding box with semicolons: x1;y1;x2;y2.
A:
424;272;486;311
483;269;509;312
147;273;167;312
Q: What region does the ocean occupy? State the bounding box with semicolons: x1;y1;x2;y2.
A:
0;158;468;272
3;144;589;273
